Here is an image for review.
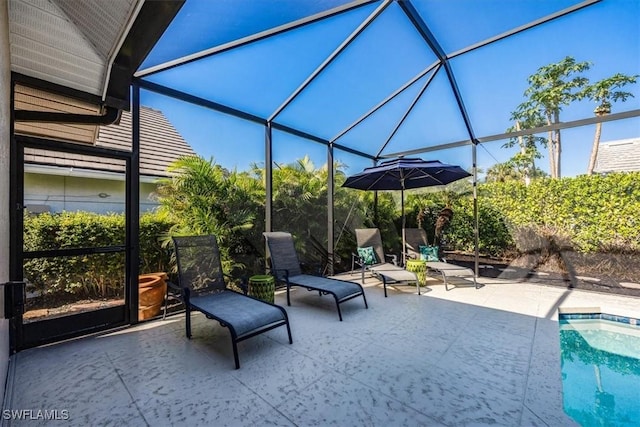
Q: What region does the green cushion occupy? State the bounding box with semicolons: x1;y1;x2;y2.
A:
419;245;439;262
357;246;377;265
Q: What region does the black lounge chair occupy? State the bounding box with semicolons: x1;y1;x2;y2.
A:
263;232;368;321
171;235;292;369
403;227;478;291
355;228;420;296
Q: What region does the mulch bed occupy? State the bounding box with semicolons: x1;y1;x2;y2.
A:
447;251;640;298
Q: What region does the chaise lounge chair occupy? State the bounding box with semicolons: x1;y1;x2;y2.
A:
403;227;433;261
403;227;478;291
264;232;368;321
354;228;421;297
171;235;292;369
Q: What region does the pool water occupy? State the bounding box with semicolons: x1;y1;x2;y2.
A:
559;317;640;427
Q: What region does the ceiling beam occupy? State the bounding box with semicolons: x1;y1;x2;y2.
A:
330;60;440;143
135;79;378;159
268;0;392;122
375;66;438;157
397;0;477;143
448;0;601;60
135;0;379;78
136;79;266;125
106;0;185;109
380;109;640;158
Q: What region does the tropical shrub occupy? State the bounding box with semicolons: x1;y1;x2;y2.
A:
481;172;640;253
405;192;513;257
156;156;264;275
23;211;175;298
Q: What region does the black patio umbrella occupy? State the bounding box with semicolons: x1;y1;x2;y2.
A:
342;157;471;264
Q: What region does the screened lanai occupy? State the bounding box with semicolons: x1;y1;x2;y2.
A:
4;0;640;345
132;0;640;274
2;1;640;423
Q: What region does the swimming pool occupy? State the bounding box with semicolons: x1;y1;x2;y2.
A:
559;314;640;427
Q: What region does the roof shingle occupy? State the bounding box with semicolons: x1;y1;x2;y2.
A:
593;138;640;173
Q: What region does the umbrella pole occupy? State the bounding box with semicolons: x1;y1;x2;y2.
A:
401;188;405;266
374;191;378;226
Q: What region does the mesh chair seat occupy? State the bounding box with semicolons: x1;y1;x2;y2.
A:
189;291;289;339
172;235;292;369
355;228;420;297
288;274;364;302
264;232;368;321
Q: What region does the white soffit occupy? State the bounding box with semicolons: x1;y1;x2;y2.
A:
9;0;140;99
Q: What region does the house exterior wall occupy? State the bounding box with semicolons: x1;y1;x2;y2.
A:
1;0;11;407
24;173;160;214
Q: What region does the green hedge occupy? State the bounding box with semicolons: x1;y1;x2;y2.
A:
481;172;640;253
405;193;514;257
22;172;640;299
23;211;175;298
403;172;640;257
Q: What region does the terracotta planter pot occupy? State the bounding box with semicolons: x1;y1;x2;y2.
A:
138;273;168;320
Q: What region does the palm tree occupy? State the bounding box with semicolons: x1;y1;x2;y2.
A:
485;162;521;183
516;56;591;178
580;73;638;175
507;101;547;185
156;155;263;270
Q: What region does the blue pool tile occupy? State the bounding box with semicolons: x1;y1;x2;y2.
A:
560;312;639;327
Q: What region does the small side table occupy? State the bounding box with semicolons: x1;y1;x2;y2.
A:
248;275;275;304
405;259;427;287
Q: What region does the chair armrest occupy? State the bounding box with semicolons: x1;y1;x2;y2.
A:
181;286;191;304
271;268;290;282
166;280;183;295
224;273;248;294
352;252;364;264
404;252;418;260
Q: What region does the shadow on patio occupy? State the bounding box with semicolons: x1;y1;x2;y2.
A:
7;274;638;426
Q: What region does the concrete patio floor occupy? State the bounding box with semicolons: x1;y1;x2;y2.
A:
3;274;639;426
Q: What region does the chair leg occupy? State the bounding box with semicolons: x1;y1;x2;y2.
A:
162;285;170;320
362;291;368;309
286;282;291;306
185;306;192;338
382;276;388;298
335;300;343;322
286;321;293;344
232;339;240;369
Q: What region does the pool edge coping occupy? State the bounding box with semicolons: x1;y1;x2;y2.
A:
558;307;639;327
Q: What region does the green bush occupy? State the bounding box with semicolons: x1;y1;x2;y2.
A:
405;193;514;257
481;172;640;253
23;211;175;298
24;167;637;301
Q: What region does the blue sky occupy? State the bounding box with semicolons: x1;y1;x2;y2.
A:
139;0;640;178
